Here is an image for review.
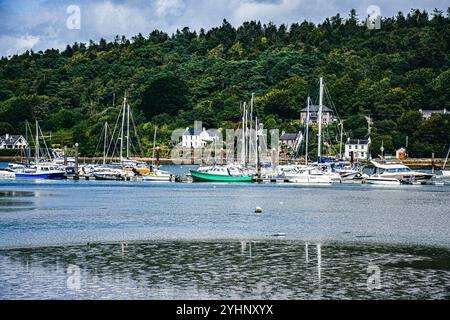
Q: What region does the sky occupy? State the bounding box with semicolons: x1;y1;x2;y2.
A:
0;0;448;57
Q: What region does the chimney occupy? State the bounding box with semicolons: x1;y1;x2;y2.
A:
5;133;9;140
194;121;202;135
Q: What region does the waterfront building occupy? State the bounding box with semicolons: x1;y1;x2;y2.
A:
181;121;215;149
345;138;370;160
420;108;448;120
279;132;302;149
0;134;28;150
300;105;335;125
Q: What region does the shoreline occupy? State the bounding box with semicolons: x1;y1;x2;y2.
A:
0;157;447;168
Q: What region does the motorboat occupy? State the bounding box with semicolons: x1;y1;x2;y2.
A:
364;159;434;185
15;164;66;179
364;176;401;185
281;166;334;184
92;167;130;181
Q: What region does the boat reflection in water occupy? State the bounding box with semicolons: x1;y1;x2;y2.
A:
0;241;449;300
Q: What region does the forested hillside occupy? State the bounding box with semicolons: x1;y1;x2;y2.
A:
1;8;450;158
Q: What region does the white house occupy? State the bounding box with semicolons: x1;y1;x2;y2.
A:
420;108;448;120
345;138;370;161
182;127;214;149
0;134;28;150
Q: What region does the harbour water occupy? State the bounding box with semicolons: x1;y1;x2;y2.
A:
0;164;449;299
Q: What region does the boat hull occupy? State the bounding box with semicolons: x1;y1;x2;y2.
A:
143;175;173;182
15;172;66;180
94;174;124;181
190;170;253;182
364;177;401;185
288;175;333;184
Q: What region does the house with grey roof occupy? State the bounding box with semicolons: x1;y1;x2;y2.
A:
0;134;28;150
345;138;370;161
419;108;448;120
181;121;215;149
280;132;302;149
300;105;335;125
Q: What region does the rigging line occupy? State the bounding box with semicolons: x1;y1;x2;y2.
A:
91;124;106;164
130;109;145;159
106;107;123;162
38;125;51;160
324;84;341;120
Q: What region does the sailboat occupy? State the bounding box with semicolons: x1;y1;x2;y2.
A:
91;95;150;181
281;79;340;184
142;127;174;182
14;121;66;179
190;98;255;183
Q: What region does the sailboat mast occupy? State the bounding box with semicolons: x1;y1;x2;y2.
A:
317;77;324;162
35;120;39;164
152;127;157;168
25;120;30;164
339;120;344;160
241;102;246;165
305;97;311;166
444;147;450;169
120;96;126;162
126;102;130;159
250;93;254;164
103;122;108;166
255;117;259;167
245;104;248;165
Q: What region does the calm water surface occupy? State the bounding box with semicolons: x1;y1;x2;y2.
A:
0;163;449;299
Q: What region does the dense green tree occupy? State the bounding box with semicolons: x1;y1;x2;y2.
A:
344;115;368;139
0;122;14;135
138;72;191;119
0;8;449;157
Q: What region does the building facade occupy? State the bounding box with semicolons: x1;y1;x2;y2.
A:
279;132;301;149
300;105;335;125
0;134;28;150
181;128;214;149
420;108;448;120
344;138;370;161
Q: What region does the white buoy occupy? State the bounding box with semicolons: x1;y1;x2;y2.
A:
255;207;263;214
272;233;286;237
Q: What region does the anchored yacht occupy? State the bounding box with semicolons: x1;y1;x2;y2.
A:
365;159;434;185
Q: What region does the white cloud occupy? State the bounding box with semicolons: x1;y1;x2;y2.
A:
0;0;448;57
16;35;40;49
233;0;303;23
155;0;186;18
0;35;40;56
89;1;152;37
